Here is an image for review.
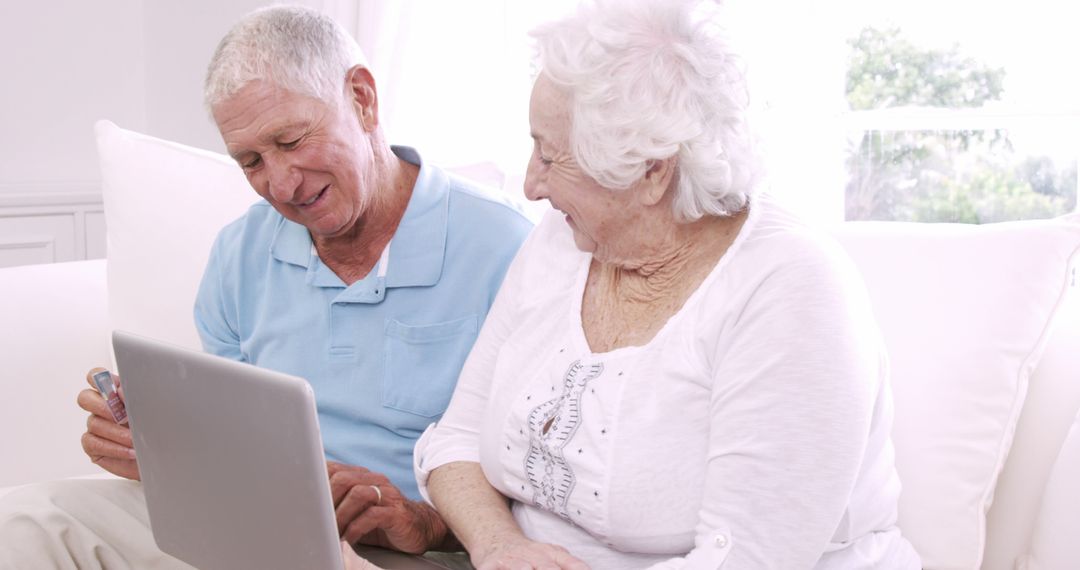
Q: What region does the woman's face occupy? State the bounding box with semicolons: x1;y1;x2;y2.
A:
523;74;638;257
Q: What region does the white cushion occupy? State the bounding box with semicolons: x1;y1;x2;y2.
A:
0;260;112;488
94;120;257;352
1021;408;1080;570
831;214;1080;569
0;473;121;502
983;281;1080;570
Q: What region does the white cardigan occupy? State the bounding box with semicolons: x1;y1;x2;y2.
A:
415;196;921;569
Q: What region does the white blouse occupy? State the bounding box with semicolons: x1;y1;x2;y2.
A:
415;195;921;569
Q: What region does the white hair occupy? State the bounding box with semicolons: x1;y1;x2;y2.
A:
204;5;366;108
531;0;760;220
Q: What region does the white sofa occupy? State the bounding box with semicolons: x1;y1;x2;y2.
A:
2;121;1078;570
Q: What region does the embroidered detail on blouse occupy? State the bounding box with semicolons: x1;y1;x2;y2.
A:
523;359;604;521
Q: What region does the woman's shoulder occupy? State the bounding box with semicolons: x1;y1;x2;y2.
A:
737;194;857;275
707;194;871;312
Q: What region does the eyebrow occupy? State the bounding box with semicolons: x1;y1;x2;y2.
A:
227;149;253;162
228;150;259;164
227;124;306;161
261;123;304;143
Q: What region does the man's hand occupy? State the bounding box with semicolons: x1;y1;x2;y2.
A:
78;367;140;480
328;461;452;554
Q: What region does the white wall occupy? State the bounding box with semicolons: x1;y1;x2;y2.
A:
0;0;285;201
0;0;147;195
0;0;849;223
728;0;849;223
0;1;295;267
142;0;276;153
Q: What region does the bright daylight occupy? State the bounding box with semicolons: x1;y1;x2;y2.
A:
1;2;1078;570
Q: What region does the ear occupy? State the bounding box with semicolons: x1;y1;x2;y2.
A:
637;156;678;207
346;65;379;132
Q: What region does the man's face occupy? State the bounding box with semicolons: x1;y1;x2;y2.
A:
212;80;374;240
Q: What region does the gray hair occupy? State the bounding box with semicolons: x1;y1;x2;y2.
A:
531;0;760;220
204;5;366;108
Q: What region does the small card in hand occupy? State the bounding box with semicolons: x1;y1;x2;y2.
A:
92;370;128;425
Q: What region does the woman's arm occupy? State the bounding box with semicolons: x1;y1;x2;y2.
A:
416;214;588;568
647;241;895;569
428;461;587;570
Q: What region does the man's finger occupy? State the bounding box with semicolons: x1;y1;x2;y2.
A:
341;505;391;544
328;462;370;478
330;473;358;506
81;432;136;461
93;456;140;481
327;461;343;478
335;484;380;533
329;471;375;506
76;388;113;418
87;414;134;447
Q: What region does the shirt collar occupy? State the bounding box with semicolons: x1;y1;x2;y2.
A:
268;145;448;289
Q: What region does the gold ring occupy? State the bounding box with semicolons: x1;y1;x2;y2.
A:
370;485;382;505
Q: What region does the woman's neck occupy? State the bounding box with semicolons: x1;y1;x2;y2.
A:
597;211;746;303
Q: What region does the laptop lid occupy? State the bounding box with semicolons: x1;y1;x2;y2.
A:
113;330;343;570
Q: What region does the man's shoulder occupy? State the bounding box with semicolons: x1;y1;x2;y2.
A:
219;199;276;230
443;173;535;241
211;201;279;253
444;171;531;219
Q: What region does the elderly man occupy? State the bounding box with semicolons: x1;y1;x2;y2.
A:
0;5;530;568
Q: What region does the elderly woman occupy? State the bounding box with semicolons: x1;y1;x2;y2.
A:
411;0;922;568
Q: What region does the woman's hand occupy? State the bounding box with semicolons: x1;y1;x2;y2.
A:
472;534;590;570
426;462;587;568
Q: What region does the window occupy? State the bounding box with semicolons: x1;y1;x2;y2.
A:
839;1;1080;223
338;0;1080;224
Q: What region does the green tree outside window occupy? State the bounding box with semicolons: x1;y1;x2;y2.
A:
845;27;1076;223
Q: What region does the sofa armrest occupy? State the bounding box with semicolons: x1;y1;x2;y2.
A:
0;259;112;488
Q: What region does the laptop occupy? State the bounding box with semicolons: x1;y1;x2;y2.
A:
112;330;450;570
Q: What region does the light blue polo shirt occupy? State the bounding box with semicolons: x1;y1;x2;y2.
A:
194;146;533;500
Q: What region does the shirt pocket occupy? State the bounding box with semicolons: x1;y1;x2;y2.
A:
382;315;478;418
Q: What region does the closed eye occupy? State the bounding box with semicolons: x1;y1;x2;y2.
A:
279;138;301;150
241;155;262;169
532;141;553;166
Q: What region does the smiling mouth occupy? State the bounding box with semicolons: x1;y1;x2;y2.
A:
299;186;328;207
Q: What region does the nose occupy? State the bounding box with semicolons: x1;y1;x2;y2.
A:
523;162;548;202
264;155;301;203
